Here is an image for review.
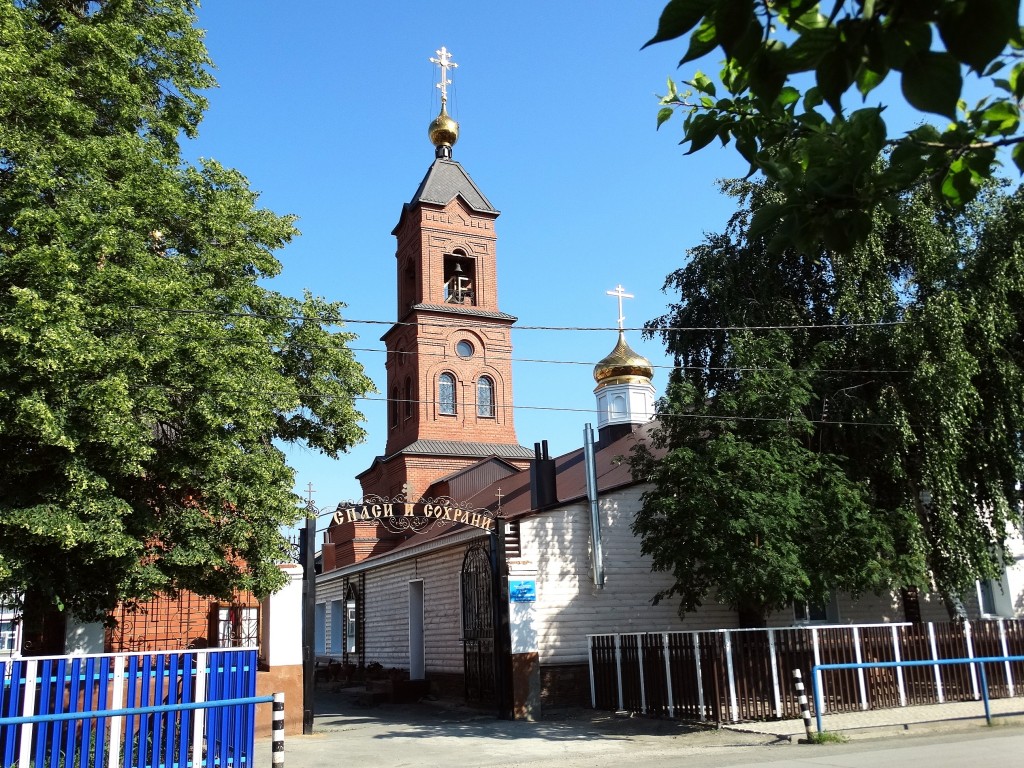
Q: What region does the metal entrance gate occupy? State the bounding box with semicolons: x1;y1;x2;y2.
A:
461;544;495;704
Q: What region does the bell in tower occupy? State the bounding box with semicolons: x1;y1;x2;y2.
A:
444;257;475;305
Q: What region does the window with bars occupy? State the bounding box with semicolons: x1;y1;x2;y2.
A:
214;605;260;648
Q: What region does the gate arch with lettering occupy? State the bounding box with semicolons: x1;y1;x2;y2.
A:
332;495;496;534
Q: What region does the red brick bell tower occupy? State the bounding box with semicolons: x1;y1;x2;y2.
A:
353;46;531;511
320;48;532;571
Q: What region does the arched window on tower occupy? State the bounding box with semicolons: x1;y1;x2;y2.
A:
404;377;413;419
439;372;456;415
477;376;495;418
389;386;399;429
401;259;416;312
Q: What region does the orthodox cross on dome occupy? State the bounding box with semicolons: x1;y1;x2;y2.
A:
606;284;634;330
429;46;458;106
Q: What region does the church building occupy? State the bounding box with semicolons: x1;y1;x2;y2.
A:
314;47;681;711
314;48;1024;720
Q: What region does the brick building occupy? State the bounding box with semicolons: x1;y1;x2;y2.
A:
323;48;532;574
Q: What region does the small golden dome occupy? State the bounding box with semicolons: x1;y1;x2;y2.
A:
594;332;654;384
428;105;459;149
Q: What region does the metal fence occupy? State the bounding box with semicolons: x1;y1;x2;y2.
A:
811;656;1024;732
0;647;259;768
588;620;1024;723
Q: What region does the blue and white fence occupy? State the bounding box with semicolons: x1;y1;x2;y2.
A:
0;647;259;768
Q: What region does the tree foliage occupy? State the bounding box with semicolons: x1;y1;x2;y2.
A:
647;0;1024;251
631;179;1024;622
0;1;374;619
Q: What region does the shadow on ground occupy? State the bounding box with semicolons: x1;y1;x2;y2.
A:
310;685;766;747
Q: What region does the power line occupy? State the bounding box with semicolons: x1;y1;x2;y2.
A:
126;385;902;428
124;304;908;334
116;327;911;375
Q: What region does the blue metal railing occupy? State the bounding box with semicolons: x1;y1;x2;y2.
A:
811;655;1024;733
0;696;275;725
0;648;260;768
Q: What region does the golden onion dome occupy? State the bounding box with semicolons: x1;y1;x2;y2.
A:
594;331;654;384
428;105;459;149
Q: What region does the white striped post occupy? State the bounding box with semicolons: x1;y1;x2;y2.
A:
661;632;675;718
693;633;706;722
998;619;1014;697
928;622;944;702
272;692;285;768
853;626;868;710
792;668;814;741
723;631;738;722
588;635;597;709
636;634;647;714
18;659;37;768
107;655;126;768
767;629;782;718
191;651;208;768
614;634;624;712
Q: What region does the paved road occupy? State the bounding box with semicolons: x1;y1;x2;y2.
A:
644;730;1024;767
258;689;1024;768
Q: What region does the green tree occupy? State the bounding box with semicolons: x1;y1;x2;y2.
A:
632;180;1024;622
647;0;1024;251
0;1;374;620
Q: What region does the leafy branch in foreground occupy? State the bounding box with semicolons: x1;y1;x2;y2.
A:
647;0;1024;252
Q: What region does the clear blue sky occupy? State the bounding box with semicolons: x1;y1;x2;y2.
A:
183;2;1003;516
182;1;749;513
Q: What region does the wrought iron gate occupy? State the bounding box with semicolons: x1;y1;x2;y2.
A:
461;544;495;704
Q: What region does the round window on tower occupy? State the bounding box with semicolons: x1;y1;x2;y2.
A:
456;340;474;359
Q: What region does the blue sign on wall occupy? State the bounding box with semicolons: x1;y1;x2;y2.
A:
509;579;537;603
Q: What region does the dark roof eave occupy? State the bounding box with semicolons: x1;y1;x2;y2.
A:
381;304;518;342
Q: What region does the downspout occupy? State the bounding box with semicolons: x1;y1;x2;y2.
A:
584;423;605;588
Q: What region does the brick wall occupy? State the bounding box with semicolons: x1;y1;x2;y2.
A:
106;590;259;653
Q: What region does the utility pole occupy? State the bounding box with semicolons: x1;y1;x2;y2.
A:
301;484;317;735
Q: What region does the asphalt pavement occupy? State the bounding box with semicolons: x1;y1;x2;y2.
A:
254;685;1024;768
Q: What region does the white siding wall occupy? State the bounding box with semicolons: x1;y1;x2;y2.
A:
1004;533;1024;618
318;546;468;675
525;486;736;666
